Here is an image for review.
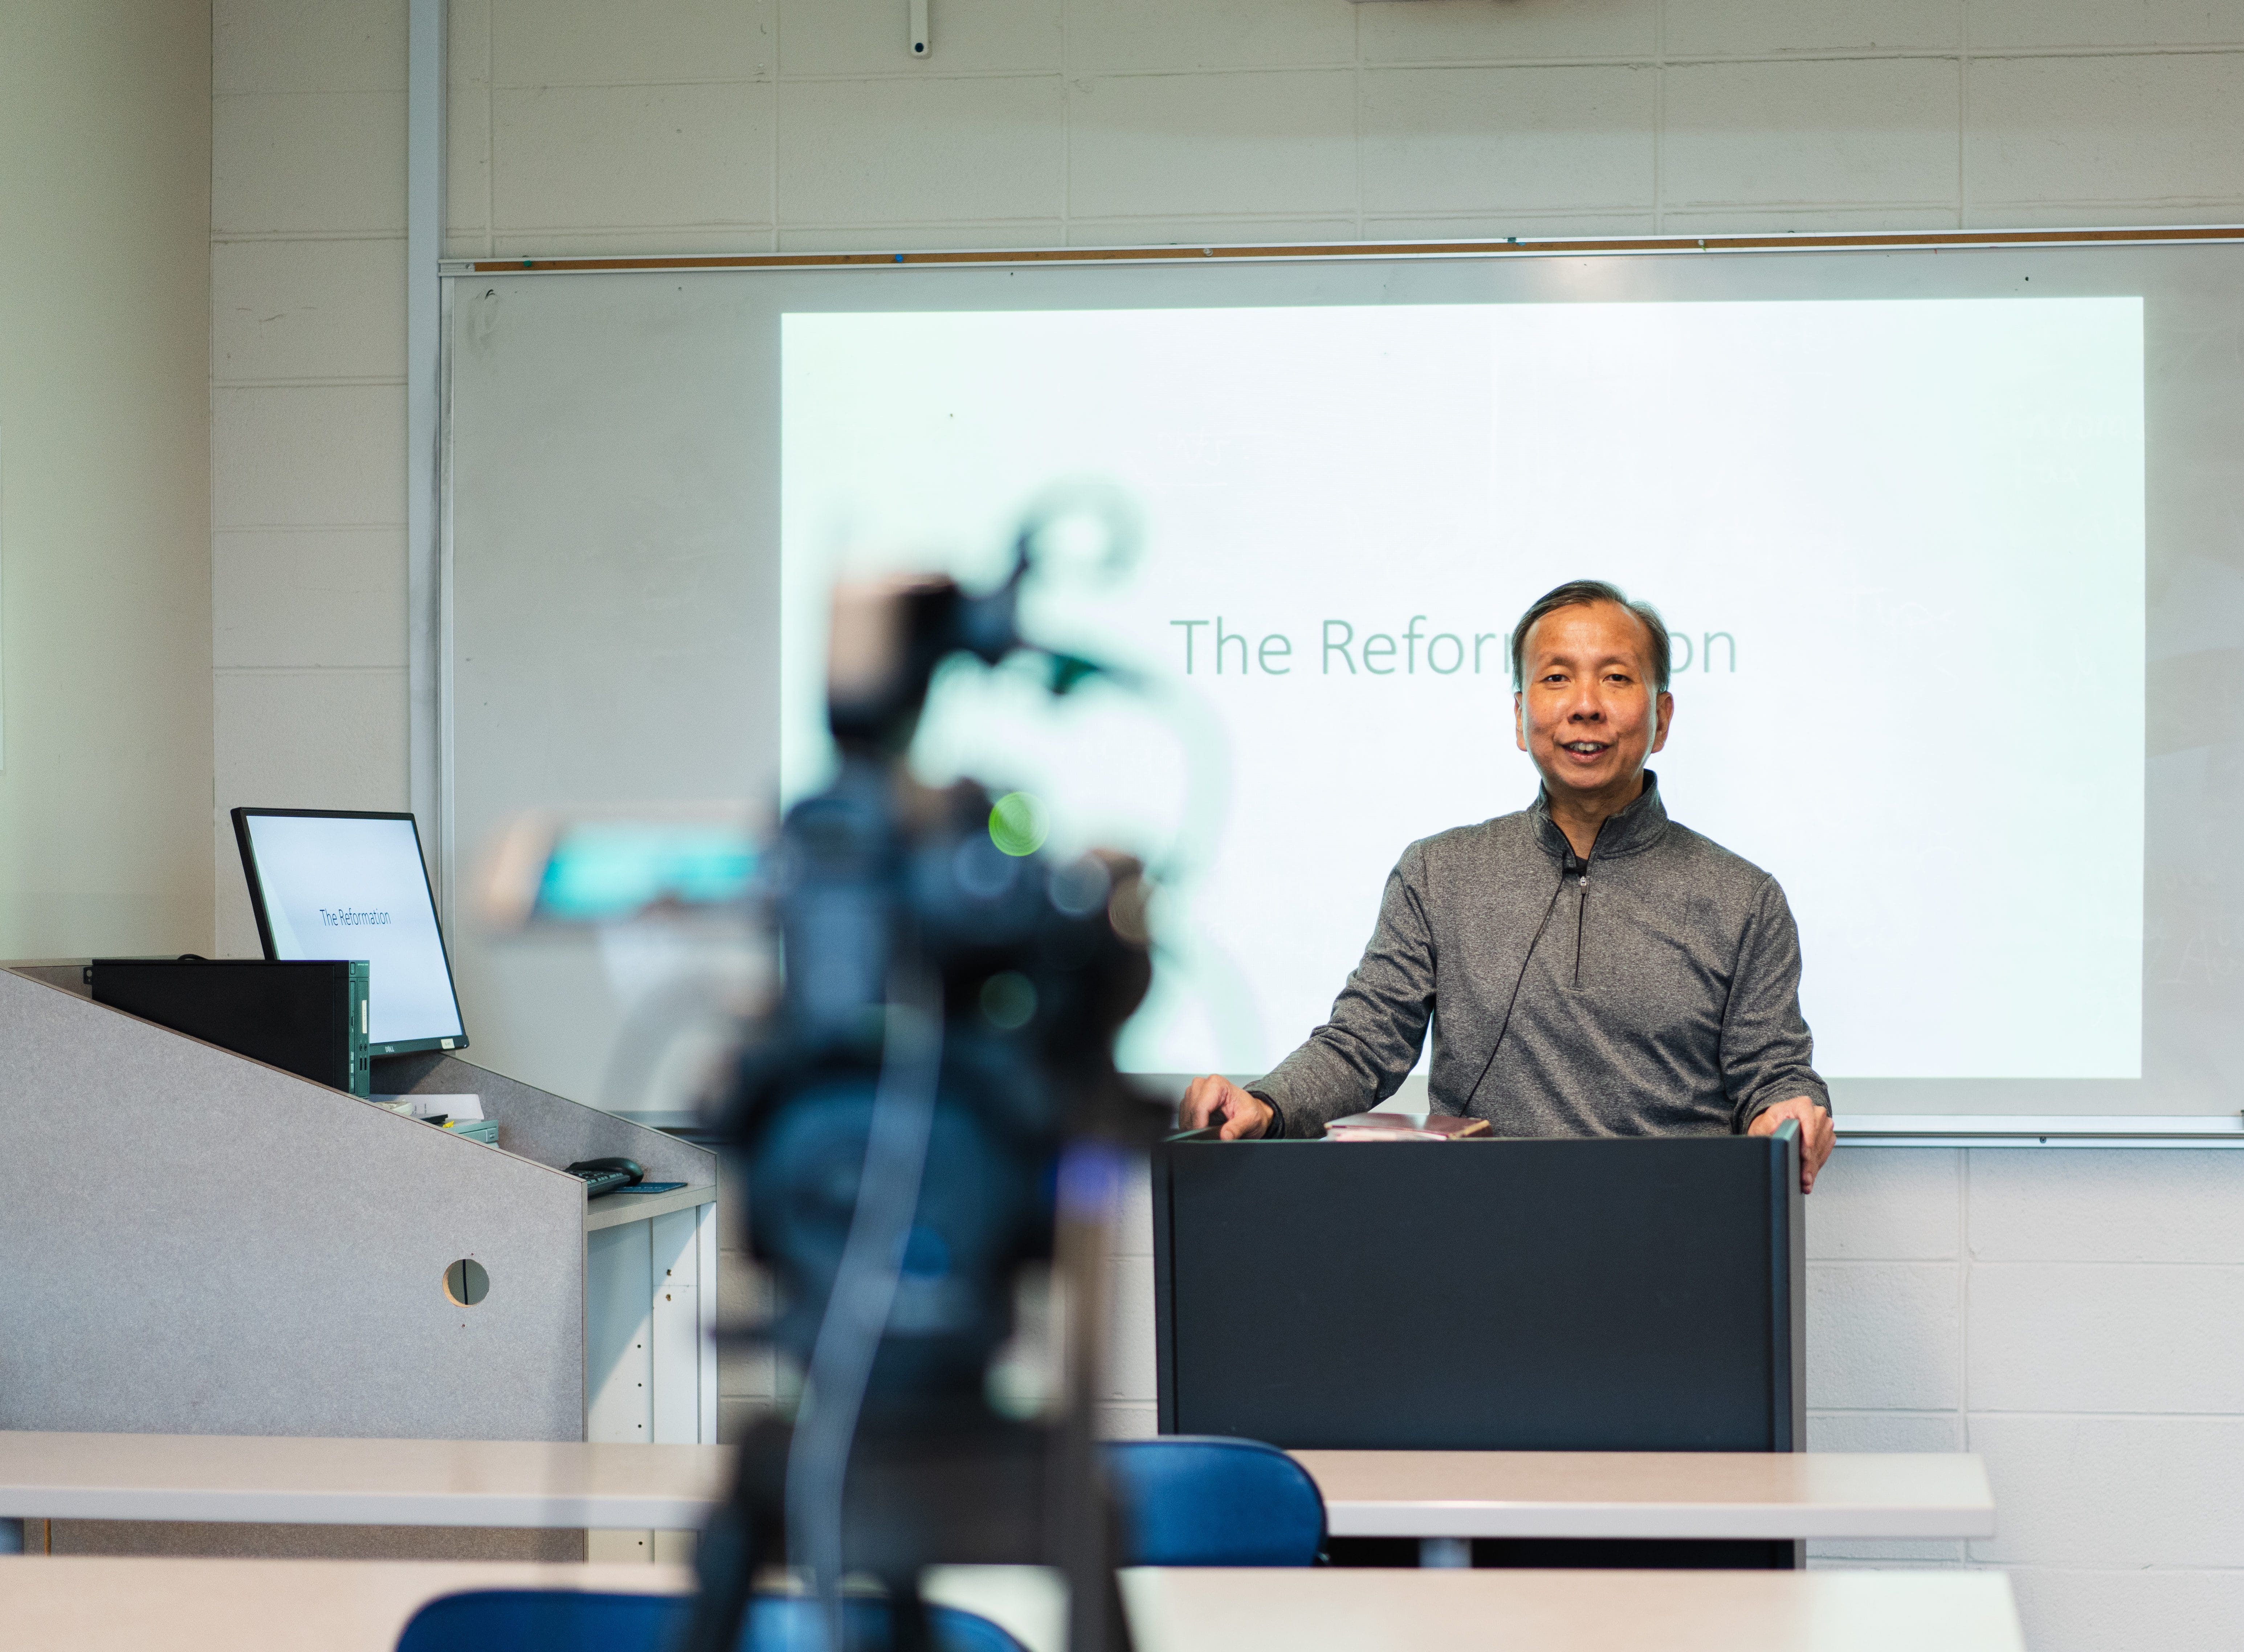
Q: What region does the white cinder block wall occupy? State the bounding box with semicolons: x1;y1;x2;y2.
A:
212;3;2244;1647
212;0;410;956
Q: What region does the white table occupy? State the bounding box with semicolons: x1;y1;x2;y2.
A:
0;1434;1994;1546
0;1557;2027;1652
1296;1449;1997;1541
0;1434;724;1530
0;1557;685;1652
1121;1567;2024;1652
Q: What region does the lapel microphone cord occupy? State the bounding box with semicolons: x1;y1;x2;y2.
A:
1458;860;1570;1116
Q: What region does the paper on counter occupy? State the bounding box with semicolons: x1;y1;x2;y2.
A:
372;1092;484;1120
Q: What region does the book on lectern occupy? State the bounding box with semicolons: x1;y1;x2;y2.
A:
1322;1112;1492;1141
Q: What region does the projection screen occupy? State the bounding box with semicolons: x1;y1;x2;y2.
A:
442;238;2244;1129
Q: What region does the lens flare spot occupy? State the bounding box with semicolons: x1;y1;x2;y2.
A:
988;792;1049;857
980;971;1038;1031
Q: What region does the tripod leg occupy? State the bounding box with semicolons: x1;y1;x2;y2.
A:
883;1575;935;1652
1052;1143;1136;1652
1093;1566;1134;1652
682;1502;762;1652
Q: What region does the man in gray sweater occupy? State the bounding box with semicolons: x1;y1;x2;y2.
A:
1179;579;1836;1191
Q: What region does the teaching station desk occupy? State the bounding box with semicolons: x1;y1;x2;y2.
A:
0;1556;2026;1652
0;963;719;1448
0;1434;1993;1546
0;962;723;1559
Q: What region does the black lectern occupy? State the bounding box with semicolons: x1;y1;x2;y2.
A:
1150;1125;1807;1568
1152;1126;1805;1453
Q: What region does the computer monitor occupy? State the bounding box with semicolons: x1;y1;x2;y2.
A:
231;807;469;1056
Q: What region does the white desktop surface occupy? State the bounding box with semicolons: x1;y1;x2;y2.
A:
1120;1567;2023;1652
583;1182;718;1231
0;1435;1992;1542
0;1434;726;1529
0;1558;683;1652
1294;1450;1998;1541
0;1558;2024;1652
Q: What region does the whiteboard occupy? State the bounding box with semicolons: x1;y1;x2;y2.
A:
442;240;2244;1123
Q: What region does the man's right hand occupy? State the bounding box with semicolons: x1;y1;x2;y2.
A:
1178;1074;1276;1141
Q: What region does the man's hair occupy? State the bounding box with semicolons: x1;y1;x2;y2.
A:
1509;579;1672;693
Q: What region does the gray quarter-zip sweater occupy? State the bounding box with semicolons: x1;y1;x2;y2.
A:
1248;772;1829;1140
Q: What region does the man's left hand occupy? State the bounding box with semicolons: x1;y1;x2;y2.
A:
1748;1096;1834;1193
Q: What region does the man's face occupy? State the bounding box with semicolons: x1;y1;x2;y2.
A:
1513;600;1674;802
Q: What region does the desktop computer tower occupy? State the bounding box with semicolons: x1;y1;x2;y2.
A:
89;958;372;1097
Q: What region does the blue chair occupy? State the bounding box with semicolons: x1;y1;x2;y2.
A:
1103;1435;1326;1566
396;1589;1025;1652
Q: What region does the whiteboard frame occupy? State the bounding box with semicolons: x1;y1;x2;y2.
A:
1836;1115;2244;1147
436;221;2244;278
408;0;445;916
431;224;2244;1144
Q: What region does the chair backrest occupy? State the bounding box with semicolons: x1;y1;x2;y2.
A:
1103;1435;1326;1566
395;1590;1025;1652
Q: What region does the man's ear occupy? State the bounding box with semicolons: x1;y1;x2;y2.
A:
1514;692;1527;752
1651;690;1674;753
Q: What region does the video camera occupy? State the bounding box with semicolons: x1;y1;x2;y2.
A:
661;507;1168;1652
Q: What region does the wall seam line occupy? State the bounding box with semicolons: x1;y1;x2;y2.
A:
1958;0;1972;228
767;0;780;250
1351;5;1364;240
215;665;408;677
484;0;495;258
1651;3;1665;233
447;41;2244;87
215;378;409;389
207;0;222;950
1959;1147;1976;1564
1059;0;1072;245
